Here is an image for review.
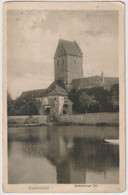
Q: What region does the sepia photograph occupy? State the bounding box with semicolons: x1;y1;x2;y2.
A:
2;1;125;193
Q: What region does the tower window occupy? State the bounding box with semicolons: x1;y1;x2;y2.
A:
62;58;64;65
57;60;59;66
74;60;76;64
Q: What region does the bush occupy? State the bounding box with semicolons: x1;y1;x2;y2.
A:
69;85;119;113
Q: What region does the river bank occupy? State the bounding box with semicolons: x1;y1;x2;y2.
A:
8;113;119;127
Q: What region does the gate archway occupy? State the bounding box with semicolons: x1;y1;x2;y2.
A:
63;104;68;115
45;107;50;115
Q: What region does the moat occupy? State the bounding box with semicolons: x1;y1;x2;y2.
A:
8;126;119;184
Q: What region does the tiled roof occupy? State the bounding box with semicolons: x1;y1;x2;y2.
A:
48;84;68;96
72;76;119;90
54;39;83;58
20;89;47;99
46;80;66;93
19;80;68;100
47;80;68;96
19;76;119;100
104;77;119;86
72;76;103;90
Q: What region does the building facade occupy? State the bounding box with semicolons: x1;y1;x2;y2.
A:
54;39;83;90
19;39;119;117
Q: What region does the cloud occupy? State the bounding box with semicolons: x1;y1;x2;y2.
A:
83;29;106;37
30;11;49;30
8;73;54;99
7;10;119;99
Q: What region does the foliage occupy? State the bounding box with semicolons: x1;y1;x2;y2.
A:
68;89;79;113
7;91;15;115
7;92;39;116
14;100;39;116
69;85;119;113
8;84;119;115
109;84;119;111
78;91;98;113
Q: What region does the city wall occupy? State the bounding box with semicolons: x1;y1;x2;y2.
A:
8;115;48;126
8;112;119;126
57;112;119;126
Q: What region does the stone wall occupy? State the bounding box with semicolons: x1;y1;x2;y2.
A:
8;115;48;125
54;55;67;83
54;48;83;89
58;113;119;125
8;113;119;126
66;55;83;88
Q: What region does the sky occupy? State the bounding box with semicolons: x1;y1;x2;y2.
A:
7;10;119;99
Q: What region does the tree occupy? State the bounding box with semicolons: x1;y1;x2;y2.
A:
69;86;119;113
68;89;79;113
78;91;98;113
109;84;119;111
7;91;12;115
7;91;12;102
86;87;110;112
28;102;39;115
7;91;15;115
14;101;39;116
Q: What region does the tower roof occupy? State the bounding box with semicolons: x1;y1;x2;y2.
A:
54;39;83;58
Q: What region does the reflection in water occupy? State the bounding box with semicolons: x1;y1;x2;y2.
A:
8;126;119;184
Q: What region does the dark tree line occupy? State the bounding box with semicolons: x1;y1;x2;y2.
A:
69;84;119;113
7;84;119;116
7;91;39;116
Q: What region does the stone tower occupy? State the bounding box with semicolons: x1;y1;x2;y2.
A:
54;39;83;90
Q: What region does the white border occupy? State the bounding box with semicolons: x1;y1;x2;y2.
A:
0;0;127;194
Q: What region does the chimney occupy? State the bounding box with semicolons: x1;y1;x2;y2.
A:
101;72;104;84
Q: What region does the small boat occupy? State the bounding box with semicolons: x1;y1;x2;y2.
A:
104;139;119;145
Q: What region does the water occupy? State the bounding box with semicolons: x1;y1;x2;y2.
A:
8;126;119;184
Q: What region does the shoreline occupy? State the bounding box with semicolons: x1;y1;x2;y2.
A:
8;112;119;127
8;122;119;128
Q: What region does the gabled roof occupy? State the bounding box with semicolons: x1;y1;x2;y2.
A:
54;39;83;58
46;80;65;93
47;80;68;96
19;80;68;100
48;84;68;96
19;89;47;100
72;76;119;90
104;77;119;86
72;76;103;90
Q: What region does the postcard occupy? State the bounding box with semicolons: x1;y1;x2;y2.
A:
2;1;125;193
